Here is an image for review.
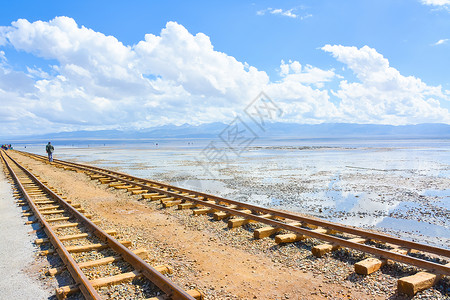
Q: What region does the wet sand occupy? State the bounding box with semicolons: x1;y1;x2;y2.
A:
31;141;450;250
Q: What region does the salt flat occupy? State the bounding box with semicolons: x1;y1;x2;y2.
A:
22;138;450;249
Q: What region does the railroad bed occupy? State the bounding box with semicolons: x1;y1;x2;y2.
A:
0;150;202;300
7;150;450;297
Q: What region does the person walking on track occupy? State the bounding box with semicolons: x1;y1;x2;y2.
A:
46;142;54;162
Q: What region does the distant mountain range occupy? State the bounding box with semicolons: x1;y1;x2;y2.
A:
4;122;450;141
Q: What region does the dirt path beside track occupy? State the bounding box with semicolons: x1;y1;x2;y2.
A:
0;163;55;299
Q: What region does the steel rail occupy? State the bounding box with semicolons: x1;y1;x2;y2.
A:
1;151;101;299
3;150;196;300
21;151;450;259
18;151;450;275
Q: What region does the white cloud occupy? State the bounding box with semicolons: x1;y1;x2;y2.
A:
279;60;335;88
270;8;298;18
0;17;448;137
256;10;266;16
433;38;449;45
134;22;268;101
420;0;450;11
421;0;450;6
256;8;311;19
0;50;6;63
322;45;450;124
0;17;271;136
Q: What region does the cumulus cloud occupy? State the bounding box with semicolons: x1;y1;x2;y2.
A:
134;22;268;102
0;17;272;136
322;45;450;124
279;60;336;88
0;17;448;137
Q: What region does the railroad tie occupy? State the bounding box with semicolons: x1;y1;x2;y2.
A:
56;285;81;299
55;265;184;299
312;237;367;258
148;194;168;201
109;182;126;187
38;205;61;211
176;192;190;196
354;247;408;275
253;222;302;239
311;243;340;258
162;199;183;208
114;184;134;190
275;227;329;244
193;207;213;215
212;205;238;220
131;189;148;195
192;201;222;215
52;220;101;230
46;217;71;223
160;196;176;204
48;249;148;276
141;192;161;199
65;239;131;253
34;200;57;205
99;178;115;184
397;262;450;296
40;209;66;215
177;202;196;210
35;229;117;245
38;238;128;256
91;270;140;286
228;214;275;228
27;192;47;196
25;188;43;192
127;186;142;192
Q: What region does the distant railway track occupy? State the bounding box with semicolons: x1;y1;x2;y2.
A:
1;150;202;300
12;150;450;296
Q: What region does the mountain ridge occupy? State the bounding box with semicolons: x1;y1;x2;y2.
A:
3;122;450;141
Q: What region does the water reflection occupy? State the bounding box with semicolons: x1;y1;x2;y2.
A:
22;139;449;248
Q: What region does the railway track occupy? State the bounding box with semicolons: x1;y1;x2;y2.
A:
0;150;202;300
11;150;450;297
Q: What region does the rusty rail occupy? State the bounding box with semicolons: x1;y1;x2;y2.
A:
17;150;450;276
1;150;196;300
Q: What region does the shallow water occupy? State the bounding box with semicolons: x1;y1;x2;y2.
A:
19;138;450;248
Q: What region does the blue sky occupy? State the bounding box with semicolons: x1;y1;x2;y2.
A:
0;0;449;137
